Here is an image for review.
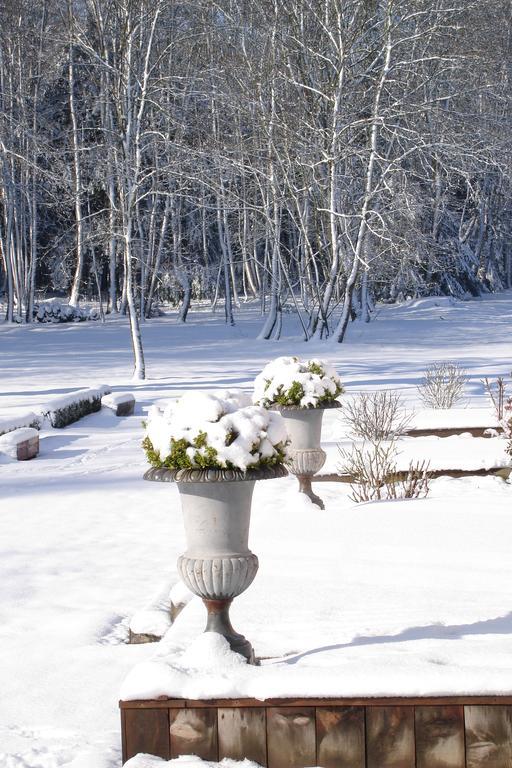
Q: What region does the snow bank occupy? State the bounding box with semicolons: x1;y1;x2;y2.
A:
130;608;173;639
130;579;194;639
0;410;42;436
125;755;262;768
180;633;247;671
253;356;342;408
409;407;499;430
404;296;460;310
325;434;510;475
170;581;195;608
144;390;288;471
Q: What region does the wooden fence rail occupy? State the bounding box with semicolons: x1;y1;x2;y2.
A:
120;696;512;767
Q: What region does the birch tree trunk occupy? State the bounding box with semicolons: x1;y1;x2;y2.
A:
67;10;84;307
333;0;393;343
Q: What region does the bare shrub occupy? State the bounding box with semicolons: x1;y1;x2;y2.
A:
417;362;466;409
341;391;412;441
338;440;430;503
482;376;507;421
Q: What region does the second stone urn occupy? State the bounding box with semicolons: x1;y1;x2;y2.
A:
144;464;287;664
278;402;340;509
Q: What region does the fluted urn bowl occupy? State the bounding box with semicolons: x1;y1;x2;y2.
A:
275;401;341;509
144;464;287;664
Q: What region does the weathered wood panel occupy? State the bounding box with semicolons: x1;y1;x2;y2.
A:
123;707;170;762
218;706;267;765
316;706;365;768
267;707;315;768
121;696;512;766
416;706;465;768
465;706;512;768
366;706;415;768
169;707;218;761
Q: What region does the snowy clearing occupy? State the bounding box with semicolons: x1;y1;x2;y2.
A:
1;294;512;767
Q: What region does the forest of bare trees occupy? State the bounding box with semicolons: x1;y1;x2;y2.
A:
1;0;511;367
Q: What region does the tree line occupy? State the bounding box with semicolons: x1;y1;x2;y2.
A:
1;0;511;376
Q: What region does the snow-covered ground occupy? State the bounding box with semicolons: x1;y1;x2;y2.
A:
124;757;260;768
124;758;259;768
1;294;512;767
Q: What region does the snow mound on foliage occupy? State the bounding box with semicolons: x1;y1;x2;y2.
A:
253;356;342;408
145;389;288;471
44;385;111;414
34;299;99;323
0;410;42;436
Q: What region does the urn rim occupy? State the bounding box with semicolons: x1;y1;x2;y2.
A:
270;400;342;412
143;463;288;483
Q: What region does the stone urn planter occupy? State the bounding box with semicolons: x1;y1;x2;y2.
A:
253;356;343;509
276;402;341;509
144;464;287;664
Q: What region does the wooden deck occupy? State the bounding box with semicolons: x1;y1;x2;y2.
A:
120;695;512;766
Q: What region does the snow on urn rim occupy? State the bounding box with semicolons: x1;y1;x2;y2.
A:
253;355;343;409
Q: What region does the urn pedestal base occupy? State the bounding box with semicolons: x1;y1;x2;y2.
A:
204;598;256;664
178;553;259;665
288;447;327;509
297;473;326;510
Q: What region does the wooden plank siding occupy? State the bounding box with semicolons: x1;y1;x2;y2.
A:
465;706;512;768
415;706;465;768
122;707;170;763
218;707;267;765
316;706;365;768
120;697;512;766
266;707;316;768
169;707;218;761
366;706;415;768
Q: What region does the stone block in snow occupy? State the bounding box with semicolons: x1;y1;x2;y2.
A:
101;392;135;417
0;427;39;461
